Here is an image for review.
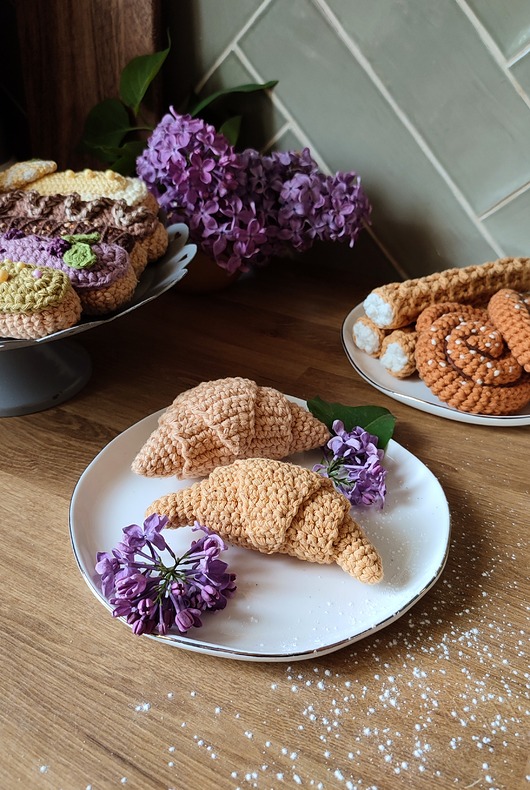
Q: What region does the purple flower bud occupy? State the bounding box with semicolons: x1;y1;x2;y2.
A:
175;607;203;633
115;571;148;599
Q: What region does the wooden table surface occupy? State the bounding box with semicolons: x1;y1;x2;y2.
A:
1;239;528;790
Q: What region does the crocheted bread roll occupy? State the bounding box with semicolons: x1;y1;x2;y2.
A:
488;289;530;373
20;167;159;212
0;230;138;315
146;457;383;583
379;328;417;378
415;308;530;414
363;258;530;329
0;259;82;339
132;377;331;479
0;190;167;277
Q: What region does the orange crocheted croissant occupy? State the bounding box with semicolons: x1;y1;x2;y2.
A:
146;457;383;584
132;377;331;479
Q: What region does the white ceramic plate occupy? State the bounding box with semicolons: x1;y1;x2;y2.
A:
342;304;530;427
70;400;451;662
0;224;196;350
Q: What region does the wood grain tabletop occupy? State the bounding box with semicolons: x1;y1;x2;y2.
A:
1;238;528;790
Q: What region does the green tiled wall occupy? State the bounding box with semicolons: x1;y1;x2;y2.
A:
174;0;530;277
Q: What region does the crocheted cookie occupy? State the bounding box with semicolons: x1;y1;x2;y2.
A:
0;230;138;315
363;258;530;329
488;289;530;373
415;309;530;414
0;259;82;339
0;190;168;277
132;377;331;479
379;328;417;378
146;457;383;583
0;159;56;192
352;315;387;357
21;168;159;212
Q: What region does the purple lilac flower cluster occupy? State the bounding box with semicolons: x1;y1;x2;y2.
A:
136;108;371;273
95;514;236;636
313;420;387;508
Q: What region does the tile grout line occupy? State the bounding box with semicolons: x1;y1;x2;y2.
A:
193;0;274;95
261;121;293;152
313;0;506;258
479;179;530;220
234;44;334;172
455;0;530;108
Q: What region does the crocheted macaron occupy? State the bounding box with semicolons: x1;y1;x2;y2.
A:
0;259;82;339
0;230;138;315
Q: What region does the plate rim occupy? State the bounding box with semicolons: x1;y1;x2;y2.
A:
69;402;452;662
342;304;530;427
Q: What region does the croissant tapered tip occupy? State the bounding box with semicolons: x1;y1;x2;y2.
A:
288;402;330;451
132;425;184;477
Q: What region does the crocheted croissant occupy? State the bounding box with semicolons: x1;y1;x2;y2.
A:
146;458;383;583
132;377;331;479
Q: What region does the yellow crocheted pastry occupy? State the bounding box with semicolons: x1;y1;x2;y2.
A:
0;259;82;339
0;159;57;192
132;377;331;479
21;168;159;212
146;457;383;583
363;258;530;329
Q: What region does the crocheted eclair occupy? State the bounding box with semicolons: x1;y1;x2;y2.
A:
379;328;417;378
132;377;331;479
488;289;530;373
415;308;530;414
363;258;530;329
352;315;387;357
0;230;138;315
146;457;383;583
0;190;168;277
18;167;159;213
0;259;82;339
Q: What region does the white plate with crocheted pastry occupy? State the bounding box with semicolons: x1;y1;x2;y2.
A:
70;398;451;662
0;223;196;350
342;304;530;427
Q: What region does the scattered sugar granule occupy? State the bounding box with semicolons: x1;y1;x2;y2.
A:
135;702;151;712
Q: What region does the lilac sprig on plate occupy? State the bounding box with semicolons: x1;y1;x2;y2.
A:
307;397;396;509
313;420;387;508
95;514;237;636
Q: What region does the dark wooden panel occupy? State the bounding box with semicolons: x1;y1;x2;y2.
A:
14;0;162;168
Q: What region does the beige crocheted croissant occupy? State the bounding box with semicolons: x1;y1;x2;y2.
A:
146;457;383;583
132;377;331;479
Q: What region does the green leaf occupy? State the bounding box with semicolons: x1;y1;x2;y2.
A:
82;99;133;149
119;46;170;115
189;80;278;117
307;396;396;450
219;115;242;146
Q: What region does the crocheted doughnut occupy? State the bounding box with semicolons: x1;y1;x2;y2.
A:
488;289;530;373
0;230;138;315
0;260;82;339
415;309;530;414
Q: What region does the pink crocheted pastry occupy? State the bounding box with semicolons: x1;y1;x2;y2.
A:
146;457;383;583
0;259;81;339
488;289;530;373
0;230;137;315
132;377;331;479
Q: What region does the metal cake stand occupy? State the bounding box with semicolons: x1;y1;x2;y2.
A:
0;224;196;417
